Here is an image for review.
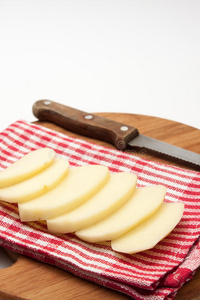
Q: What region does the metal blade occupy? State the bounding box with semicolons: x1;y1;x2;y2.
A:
128;134;200;168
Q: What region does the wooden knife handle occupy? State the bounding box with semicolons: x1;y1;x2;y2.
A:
32;100;139;150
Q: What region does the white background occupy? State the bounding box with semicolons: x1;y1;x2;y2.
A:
0;0;200;268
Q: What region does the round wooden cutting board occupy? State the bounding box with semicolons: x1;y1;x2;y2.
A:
0;112;200;300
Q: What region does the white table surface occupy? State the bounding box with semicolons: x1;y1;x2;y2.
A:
0;0;200;269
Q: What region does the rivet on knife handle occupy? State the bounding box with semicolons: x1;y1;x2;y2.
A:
32;100;139;150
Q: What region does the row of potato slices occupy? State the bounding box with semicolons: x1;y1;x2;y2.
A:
0;148;184;254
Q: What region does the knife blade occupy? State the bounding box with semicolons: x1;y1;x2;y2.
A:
32;100;200;168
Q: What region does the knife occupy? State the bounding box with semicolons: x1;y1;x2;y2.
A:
32;100;200;168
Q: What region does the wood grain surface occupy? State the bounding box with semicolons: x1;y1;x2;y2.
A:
0;112;200;300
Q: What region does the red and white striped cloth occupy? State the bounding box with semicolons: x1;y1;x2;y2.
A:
0;120;199;300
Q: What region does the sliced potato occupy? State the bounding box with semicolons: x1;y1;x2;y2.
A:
0;157;69;203
76;185;167;243
0;148;55;188
18;165;109;221
47;172;137;233
111;202;184;254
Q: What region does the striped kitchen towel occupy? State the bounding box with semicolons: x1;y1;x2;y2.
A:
0;120;200;300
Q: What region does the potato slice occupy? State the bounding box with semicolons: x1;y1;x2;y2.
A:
76;185;167;243
18;165;109;221
111;202;184;254
0;148;55;188
0;157;69;203
47;172;137;233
